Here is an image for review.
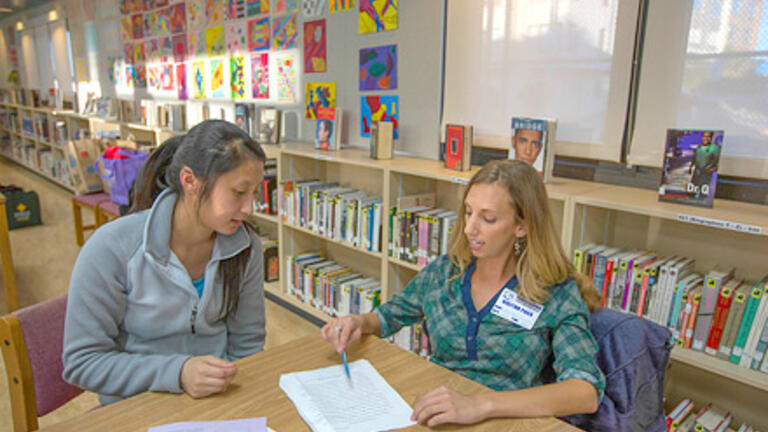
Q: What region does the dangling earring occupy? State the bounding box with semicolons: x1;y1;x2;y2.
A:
514;236;527;256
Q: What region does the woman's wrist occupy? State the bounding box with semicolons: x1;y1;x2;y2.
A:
473;392;496;421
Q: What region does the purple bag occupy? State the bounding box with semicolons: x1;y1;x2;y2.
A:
94;147;149;206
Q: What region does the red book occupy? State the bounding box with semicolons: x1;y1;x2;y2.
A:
601;259;615;308
705;280;740;355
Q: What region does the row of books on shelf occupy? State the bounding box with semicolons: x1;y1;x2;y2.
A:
0;110;16;131
286;251;381;317
38;148;70;183
388;192;458;266
666;399;761;432
278;180;384;253
574;244;768;374
389;321;431;359
138;100;187;132
260;236;279;283
253;159;277;216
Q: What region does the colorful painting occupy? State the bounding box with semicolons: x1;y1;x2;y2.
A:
206;25;226;56
146;38;159;62
330;0;353;12
74;57;89;83
155;0;169;7
359;0;397;34
134;42;147;63
248;16;270;52
210;58;227;98
121;17;133;41
272;13;298;50
230;56;246;99
226;21;248;55
148;64;161;90
161;64;175;91
172;34;187;62
187;0;206;29
125;64;135;88
251;52;269;99
303;19;326;73
159;36;174;62
305;82;336;120
144;12;155;38
154;8;172;37
169;3;186;34
206;0;225;25
275;52;297;102
192;60;206;98
188;30;207;56
135;65;147;88
302;0;326;16
247;0;269;15
359;44;396;90
273;0;298;13
177;63;188;100
227;0;247;20
124;43;136;64
132;14;145;39
361;95;398;138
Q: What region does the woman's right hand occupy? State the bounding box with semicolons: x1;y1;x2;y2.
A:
179;355;238;399
321;315;364;353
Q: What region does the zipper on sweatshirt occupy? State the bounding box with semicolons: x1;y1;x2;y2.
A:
190;305;198;334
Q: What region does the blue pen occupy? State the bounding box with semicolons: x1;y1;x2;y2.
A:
341;350;351;379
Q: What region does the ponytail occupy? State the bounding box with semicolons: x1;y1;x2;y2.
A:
127;135;185;214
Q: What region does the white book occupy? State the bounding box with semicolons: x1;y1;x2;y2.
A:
741;283;768;367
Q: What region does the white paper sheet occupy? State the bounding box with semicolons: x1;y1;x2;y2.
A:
279;359;416;432
147;418;268;432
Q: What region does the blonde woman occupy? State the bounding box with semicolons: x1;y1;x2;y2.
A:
321;159;604;427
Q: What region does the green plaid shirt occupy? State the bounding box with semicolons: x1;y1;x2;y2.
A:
376;255;605;402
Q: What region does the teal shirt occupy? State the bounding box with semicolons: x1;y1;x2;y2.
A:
192;276;205;298
375;255;605;401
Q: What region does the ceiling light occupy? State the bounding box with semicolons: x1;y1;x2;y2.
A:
16;21;23;31
0;8;13;12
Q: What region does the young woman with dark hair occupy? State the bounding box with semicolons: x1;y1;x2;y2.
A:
63;120;268;405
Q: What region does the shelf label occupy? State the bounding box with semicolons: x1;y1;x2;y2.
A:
676;214;762;235
449;176;469;185
315;154;333;161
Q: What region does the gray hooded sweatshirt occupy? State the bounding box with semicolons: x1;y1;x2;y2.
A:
62;189;266;405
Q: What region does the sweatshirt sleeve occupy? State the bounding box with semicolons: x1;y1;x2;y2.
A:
225;234;266;361
62;227;190;399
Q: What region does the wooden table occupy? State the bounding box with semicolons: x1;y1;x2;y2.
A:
0;193;18;312
41;334;579;431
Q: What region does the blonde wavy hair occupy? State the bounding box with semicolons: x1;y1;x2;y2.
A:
448;159;600;311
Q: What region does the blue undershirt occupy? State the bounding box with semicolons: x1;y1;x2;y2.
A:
192;276;205;298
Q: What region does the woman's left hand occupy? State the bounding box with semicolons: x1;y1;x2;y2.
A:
411;386;490;427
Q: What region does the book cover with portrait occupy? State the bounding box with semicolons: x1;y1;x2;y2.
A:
658;129;724;208
315;106;342;151
508;117;556;183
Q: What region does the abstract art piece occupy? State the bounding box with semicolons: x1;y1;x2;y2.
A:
230;56;246;99
275;52;297;102
359;0;397;34
273;0;298;13
248;16;270;52
148;64;161;90
187;0;206;29
306;82;336;120
132;14;145;39
226;0;247;20
272;12;298;50
188;30;207;56
169;3;186;34
206;0;225;25
225;21;248;55
359;44;396;90
124;43;135;64
177;63;188;100
247;0;269;15
121;17;133;41
210;58;227;98
361;95;398;138
147;38;160;62
159;36;174;62
172;34;187;62
135;65;147;88
330;0;353;12
303;19;326;73
192;60;206;98
251;52;269;99
160;63;175;91
205;25;226;56
302;0;326;16
134;42;146;63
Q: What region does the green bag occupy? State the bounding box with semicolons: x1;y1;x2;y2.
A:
1;186;42;230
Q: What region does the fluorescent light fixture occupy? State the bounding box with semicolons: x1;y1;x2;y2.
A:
16;21;23;30
48;9;58;21
0;7;12;12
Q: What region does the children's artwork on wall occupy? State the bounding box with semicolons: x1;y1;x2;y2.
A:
124;43;136;64
226;21;248;55
132;14;145;39
192;60;206;98
161;64;175;91
135;42;147;63
248;16;270;52
146;38;159;62
225;0;245;20
251;52;269;99
247;0;269;16
206;25;226;56
125;64;135;88
206;0;225;25
172;34;187;62
329;0;354;12
359;44;396;90
159;36;174;62
74;57;88;83
148;64;161;90
188;30;207;56
230;56;246;99
121;17;133;40
272;12;298;50
155;8;171;37
305;82;336;120
187;0;206;29
156;0;169;8
135;65;147;88
169;3;186;34
210;58;227;97
361;95;398;138
302;0;326;17
107;56;118;84
359;0;397;34
273;0;298;13
177;63;188;100
303;19;326;73
144;12;156;38
275;52;297;102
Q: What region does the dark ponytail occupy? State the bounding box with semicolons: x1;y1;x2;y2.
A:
130;120;266;321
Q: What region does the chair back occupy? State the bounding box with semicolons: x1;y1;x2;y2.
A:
0;295;84;432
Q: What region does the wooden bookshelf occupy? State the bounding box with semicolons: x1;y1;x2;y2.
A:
671;347;768;392
249;211;279;224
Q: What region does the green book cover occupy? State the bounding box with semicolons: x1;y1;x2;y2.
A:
730;278;767;364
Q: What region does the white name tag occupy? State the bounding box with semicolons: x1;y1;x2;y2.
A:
490;288;543;330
